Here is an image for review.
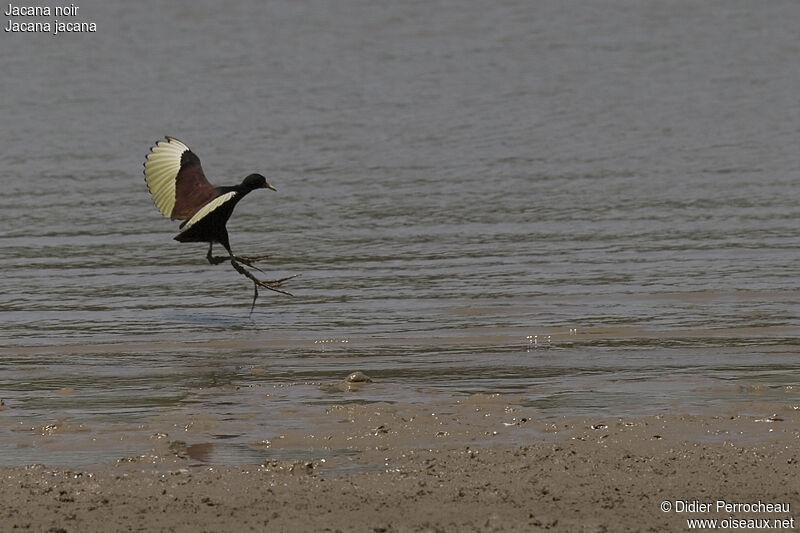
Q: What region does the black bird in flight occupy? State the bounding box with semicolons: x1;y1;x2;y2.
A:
143;136;295;311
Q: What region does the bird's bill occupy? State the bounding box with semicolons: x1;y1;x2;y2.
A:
265;183;277;191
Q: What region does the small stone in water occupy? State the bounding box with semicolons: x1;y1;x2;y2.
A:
337;371;373;392
344;371;372;383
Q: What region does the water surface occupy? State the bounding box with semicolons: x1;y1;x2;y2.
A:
0;0;798;466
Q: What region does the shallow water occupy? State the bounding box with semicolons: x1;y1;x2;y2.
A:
1;0;798;466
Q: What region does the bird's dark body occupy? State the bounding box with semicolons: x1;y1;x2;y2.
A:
173;184;252;251
173;190;240;247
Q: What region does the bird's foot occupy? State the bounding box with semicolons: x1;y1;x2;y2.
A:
259;273;300;285
229;259;297;315
231;254;271;267
206;247;232;265
207;254;230;265
207;249;269;266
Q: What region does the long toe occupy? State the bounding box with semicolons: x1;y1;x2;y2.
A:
234;254;271;265
263;274;299;285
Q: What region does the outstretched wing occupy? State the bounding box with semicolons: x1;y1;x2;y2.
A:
143;136;219;220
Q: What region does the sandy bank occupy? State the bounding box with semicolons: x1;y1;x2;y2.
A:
3;408;800;532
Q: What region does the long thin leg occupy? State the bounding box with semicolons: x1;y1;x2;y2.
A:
207;243;267;268
214;238;270;267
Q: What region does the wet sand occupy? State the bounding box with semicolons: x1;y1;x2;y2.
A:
3;401;800;532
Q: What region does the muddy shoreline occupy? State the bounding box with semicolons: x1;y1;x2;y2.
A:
3;407;799;532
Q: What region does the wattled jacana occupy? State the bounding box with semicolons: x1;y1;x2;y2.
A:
143;136;295;311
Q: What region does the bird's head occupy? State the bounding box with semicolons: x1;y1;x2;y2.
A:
242;173;277;192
